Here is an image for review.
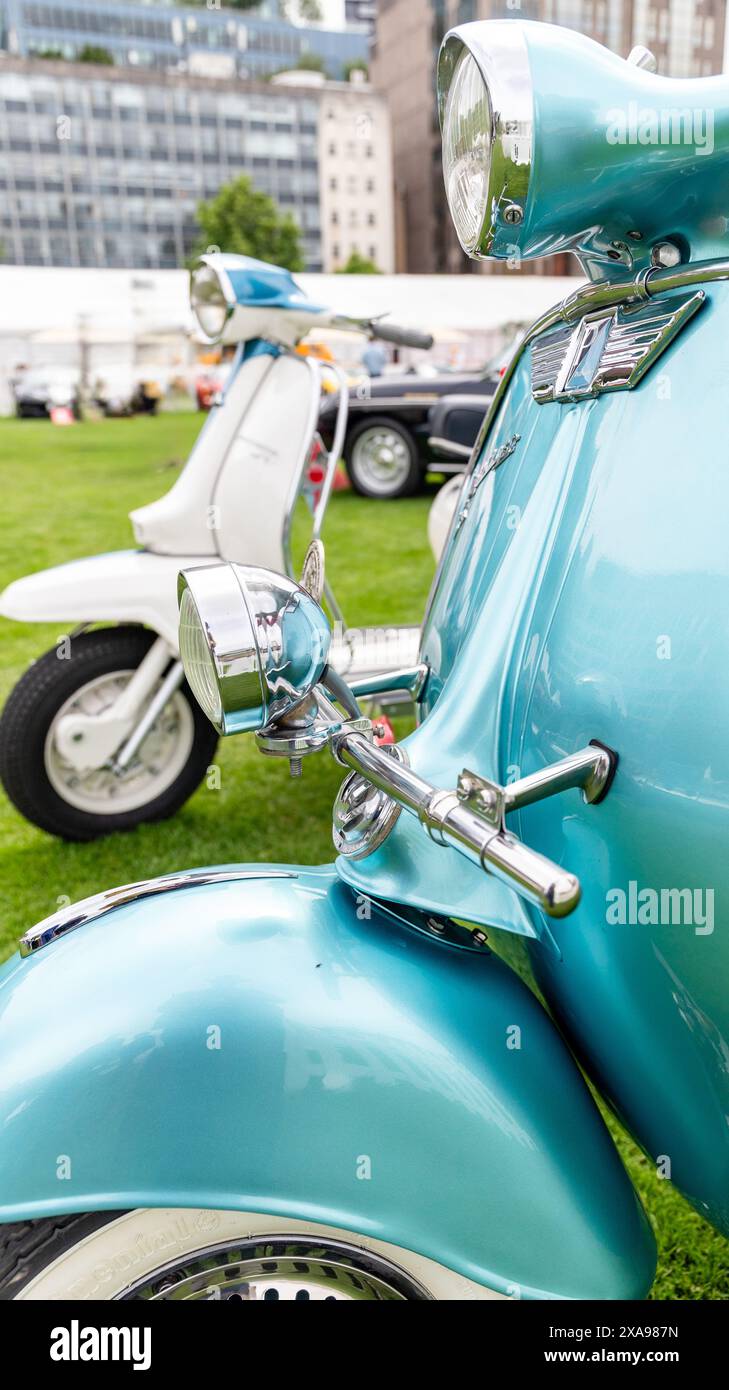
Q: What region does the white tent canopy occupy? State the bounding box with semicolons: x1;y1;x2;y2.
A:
297;272;579;335
0;265;579;342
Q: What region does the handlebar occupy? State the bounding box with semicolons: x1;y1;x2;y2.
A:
368;320;434;351
334;732;584;919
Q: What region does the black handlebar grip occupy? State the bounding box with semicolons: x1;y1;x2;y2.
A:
370;321;434;350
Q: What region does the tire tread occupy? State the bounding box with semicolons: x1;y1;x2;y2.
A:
0;1212;128;1300
0;627;218;840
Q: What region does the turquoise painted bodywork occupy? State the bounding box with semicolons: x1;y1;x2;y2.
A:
0;867;655;1299
341;271;729;1239
8;20;728;1298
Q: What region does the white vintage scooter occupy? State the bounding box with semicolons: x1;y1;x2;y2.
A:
0;254;440;841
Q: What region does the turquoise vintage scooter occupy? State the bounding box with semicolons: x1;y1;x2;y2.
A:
1;18;728;1300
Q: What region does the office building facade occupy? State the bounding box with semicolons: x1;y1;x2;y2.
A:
0;0;369;80
0;54;392;271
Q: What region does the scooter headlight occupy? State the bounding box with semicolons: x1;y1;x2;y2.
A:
440;49;493;256
178;563;331;736
190;262;234;342
438;21;533;259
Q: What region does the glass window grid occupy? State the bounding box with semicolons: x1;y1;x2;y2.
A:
0;49;349;267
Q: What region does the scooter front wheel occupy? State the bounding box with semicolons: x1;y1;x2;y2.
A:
0;627;219;841
0;1209;505;1300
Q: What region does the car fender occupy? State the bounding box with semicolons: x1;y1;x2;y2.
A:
0;865;656;1300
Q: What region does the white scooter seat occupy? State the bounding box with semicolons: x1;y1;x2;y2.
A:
0;549;214;652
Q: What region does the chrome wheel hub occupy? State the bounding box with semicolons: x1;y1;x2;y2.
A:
353;427;411;493
120;1237;428;1301
45;670;194;814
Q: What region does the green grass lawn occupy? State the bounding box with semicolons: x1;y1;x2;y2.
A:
0;413;726;1299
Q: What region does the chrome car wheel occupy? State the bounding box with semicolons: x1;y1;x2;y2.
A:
121;1237;426;1301
349;422;418;497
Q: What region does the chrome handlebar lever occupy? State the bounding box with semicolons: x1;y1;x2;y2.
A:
331;733;617;920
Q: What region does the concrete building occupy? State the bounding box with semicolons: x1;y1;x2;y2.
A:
273;1;374;36
373;0;728;274
344;0;377;35
0;0;368;80
0;52;392;271
314;73;394;271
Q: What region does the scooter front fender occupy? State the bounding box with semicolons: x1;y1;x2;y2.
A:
0;866;656;1299
0;549;215;650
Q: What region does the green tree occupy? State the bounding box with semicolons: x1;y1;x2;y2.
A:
279;1;323;21
192;176;305;271
336;251;382;274
77;44;114;65
293;51;328;74
267;52;330;79
344;59;369;81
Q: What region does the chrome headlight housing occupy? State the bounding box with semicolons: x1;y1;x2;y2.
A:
190;258;235;343
190;252;312;347
178;563;331;736
438;21;533;258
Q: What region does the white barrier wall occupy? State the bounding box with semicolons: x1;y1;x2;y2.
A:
0;265;580;414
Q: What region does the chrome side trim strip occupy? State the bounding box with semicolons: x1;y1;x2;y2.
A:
19;869;298;957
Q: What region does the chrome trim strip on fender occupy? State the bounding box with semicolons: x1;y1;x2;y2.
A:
19;869;298;957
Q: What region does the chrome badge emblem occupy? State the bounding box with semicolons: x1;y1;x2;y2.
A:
456;433;521;532
531;290;705;404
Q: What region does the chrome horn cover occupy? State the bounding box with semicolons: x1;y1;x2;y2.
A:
333;744;409;859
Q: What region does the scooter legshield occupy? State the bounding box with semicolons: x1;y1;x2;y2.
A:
0;866;656;1299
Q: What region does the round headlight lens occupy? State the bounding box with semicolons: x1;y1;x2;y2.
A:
179;585;223;728
191;265;230;341
441;48;492;255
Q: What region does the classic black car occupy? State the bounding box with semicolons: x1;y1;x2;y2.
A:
318;364;499;499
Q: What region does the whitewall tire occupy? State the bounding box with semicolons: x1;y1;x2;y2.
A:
5;1209;506;1302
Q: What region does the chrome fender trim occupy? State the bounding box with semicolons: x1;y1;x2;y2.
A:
19;869;298;957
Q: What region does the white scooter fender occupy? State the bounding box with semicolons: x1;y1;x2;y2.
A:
0;550;209;773
0;548;201;652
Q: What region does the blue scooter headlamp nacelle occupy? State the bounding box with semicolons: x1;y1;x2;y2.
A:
438;19;729;271
178;562;331;736
190;252;316;347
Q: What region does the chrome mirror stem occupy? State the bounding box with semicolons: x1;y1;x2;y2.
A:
332;733;617;920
